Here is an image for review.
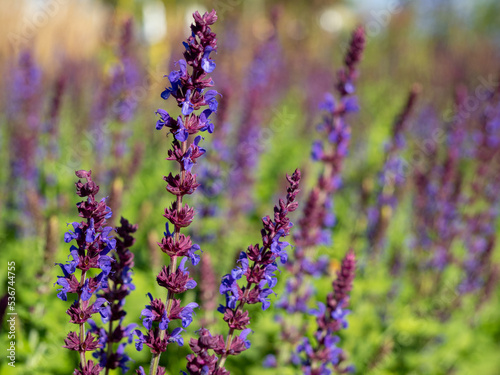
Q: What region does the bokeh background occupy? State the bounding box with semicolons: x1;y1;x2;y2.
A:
1;0;500;374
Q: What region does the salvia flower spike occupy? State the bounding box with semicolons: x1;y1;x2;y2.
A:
55;170;116;373
273;26;365;366
89;217;138;374
295;249;356;374
182;169;301;374
367;84;420;255
136;10;219;375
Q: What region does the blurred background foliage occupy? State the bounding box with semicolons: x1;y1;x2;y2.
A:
0;0;499;374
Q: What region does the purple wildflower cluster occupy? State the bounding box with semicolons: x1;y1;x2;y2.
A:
411;106;443;253
55;170;115;374
7;50;44;236
89;217;138;373
460;82;500;295
411;90;464;274
134;10;219;375
270;27;365;367
24;6;500;375
110;18;141;124
184;170;301;374
46;73;67;159
368;85;420;254
293;25;365;272
228;17;286;217
295;249;356;374
406;77;500;311
89;17;142;185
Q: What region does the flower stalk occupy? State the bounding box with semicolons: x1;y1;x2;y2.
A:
55;170;116;374
133;10;219;375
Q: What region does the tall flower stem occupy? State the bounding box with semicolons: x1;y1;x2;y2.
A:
55;170;115;375
213;170;301;373
89;216;137;373
272;28;365;370
135;10;219;375
149;137;187;375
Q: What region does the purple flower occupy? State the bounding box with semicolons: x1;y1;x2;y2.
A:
275;30;365;373
331;306;350;329
232;252;249;280
260;263;278;289
258;288;274;311
270;230;290;263
220;271;240;298
263;354;277;368
81;279;94;301
56;248;79;277
182;148;194;172
98;256;113;276
308;302;326;317
204;90;219;112
199;109;214;133
168;327;184;346
198;171;301;371
140;309;154;330
182;89;194;116
311;140;323;161
219;171;300;315
161;61;186;100
175;116;189;141
55;277;71;301
201;46;216;73
7;51;44;238
319;92;336;112
179;302;198;328
134;330;145;351
159;311;170;330
155;109;172;130
297;337;314;357
64;222;81;242
368;86;420;253
188;243;201;266
239;328;252;349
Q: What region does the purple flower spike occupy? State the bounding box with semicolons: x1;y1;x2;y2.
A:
294;250;356;373
143;10;220;375
368;85;420;254
205;170;301;370
55;170;116;373
274;27;366;372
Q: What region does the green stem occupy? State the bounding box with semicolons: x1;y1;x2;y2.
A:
217;328;234;369
79;322;86;365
